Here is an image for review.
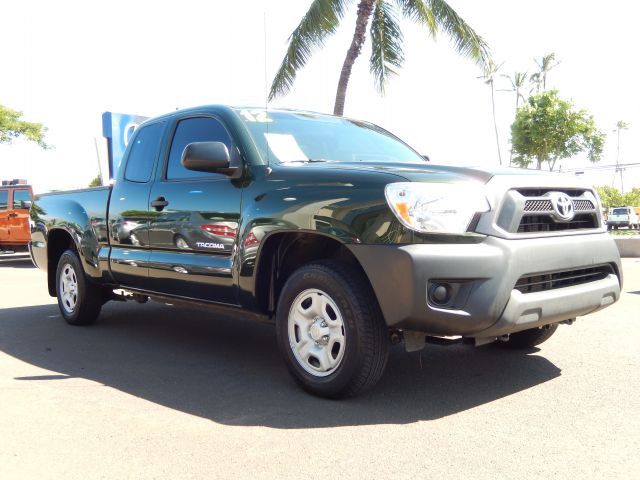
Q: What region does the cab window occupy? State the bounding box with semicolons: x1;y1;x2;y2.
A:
124;122;166;183
12;189;32;209
166;117;232;180
0;190;8;210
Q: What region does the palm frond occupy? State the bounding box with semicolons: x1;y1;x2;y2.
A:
370;0;405;94
269;0;352;101
394;0;437;36
422;0;491;67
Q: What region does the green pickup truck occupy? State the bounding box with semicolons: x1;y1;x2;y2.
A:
30;106;622;398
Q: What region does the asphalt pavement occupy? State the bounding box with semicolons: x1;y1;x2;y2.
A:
0;252;638;479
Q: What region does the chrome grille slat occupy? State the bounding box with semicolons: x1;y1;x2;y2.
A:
523;200;552;212
573;199;594;211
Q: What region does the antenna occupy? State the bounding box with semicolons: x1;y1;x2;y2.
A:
263;10;271;167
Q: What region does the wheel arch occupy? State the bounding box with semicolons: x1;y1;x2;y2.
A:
253;231;379;318
47;228;79;296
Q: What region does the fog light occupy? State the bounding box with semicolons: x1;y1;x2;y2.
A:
429;283;451;306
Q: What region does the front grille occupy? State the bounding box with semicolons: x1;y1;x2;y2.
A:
523;199;594;213
518;214;599;232
515;265;614;294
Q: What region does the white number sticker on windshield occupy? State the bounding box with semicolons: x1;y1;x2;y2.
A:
239;109;273;123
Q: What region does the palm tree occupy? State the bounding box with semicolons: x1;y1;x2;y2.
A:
531;53;559;92
269;0;491;116
500;71;528;165
479;60;503;166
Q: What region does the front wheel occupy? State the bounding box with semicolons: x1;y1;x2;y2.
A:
498;324;558;349
276;261;389;399
55;249;102;325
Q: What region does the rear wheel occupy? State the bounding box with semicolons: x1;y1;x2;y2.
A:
498;324;558;349
55;249;102;325
276;261;388;399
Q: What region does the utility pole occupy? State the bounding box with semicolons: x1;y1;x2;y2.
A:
613;120;629;193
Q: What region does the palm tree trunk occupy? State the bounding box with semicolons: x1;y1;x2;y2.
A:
490;83;503;166
333;0;375;116
509;95;519;167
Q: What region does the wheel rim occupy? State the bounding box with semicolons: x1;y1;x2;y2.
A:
59;263;78;314
176;237;189;249
288;288;346;377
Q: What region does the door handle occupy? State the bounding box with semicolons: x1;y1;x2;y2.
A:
150;196;169;211
8;213;18;218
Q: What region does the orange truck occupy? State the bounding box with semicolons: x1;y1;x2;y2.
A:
0;179;33;253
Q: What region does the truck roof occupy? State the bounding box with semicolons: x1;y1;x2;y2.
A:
1;180;31;188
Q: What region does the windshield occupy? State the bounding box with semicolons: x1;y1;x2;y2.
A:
612;208;629;215
236;109;425;165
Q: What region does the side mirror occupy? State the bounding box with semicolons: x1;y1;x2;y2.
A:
182;142;233;174
20;200;32;209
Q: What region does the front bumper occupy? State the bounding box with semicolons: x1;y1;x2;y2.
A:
348;233;621;338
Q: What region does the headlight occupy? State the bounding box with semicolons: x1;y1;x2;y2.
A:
384;182;490;234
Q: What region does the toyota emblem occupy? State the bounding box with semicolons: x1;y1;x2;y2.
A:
549;192;575;221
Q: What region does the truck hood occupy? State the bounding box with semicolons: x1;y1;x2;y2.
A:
287;161;560;185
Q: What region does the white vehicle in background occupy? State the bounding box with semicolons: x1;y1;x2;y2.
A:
607;206;640;229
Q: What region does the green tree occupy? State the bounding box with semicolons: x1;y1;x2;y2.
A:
595;186;640;208
511;90;605;171
0;104;49;149
89;174;102;187
623;187;640;206
269;0;490;116
595;185;624;209
478;60;503;165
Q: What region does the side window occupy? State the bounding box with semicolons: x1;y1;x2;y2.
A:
124;122;165;183
12;189;32;208
166;117;232;180
0;190;8;210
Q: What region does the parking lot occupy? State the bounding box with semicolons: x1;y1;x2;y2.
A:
1;253;639;479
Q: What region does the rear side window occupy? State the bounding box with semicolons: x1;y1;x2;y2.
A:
124;122;165;183
0;190;7;210
166;117;232;180
12;189;32;208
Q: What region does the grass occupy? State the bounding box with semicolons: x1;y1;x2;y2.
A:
608;229;640;236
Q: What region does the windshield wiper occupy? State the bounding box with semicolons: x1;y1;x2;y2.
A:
282;158;333;164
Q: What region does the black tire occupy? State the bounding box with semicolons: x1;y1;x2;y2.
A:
55;249;102;325
276;261;389;399
498;324;558;349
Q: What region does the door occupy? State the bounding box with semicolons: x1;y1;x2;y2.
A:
147;115;242;305
8;188;32;243
108;120;166;287
0;189;9;243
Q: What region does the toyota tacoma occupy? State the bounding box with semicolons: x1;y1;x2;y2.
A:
30;106;622;398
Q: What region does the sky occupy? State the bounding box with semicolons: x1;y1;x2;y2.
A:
1;0;639;193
